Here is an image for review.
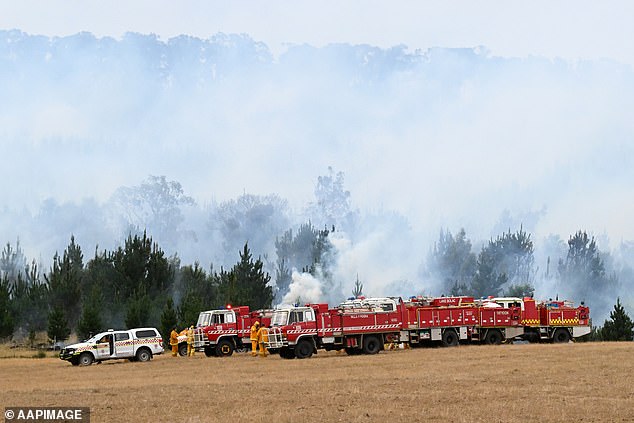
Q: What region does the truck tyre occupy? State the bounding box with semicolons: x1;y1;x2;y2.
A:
216;339;234;357
79;352;94;366
295;339;313;359
204;346;216;357
178;343;188;357
362;336;381;355
345;347;362;355
484;329;503;345
553;328;570;343
442;329;459;347
279;347;296;359
136;348;152;362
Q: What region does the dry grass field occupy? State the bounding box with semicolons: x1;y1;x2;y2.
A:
1;342;633;423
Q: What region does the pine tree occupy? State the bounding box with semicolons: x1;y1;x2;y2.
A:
175;262;216;323
505;283;535;298
599;298;634;341
47;306;70;342
472;246;507;298
160;298;178;347
471;228;534;298
558;231;616;315
77;286;103;340
45;239;84;330
274;258;291;303
0;276;14;340
125;290;151;328
218;243;273;310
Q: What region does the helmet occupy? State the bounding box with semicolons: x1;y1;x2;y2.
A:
254;321;260;326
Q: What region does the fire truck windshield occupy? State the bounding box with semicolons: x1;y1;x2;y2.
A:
270;310;289;326
197;312;212;327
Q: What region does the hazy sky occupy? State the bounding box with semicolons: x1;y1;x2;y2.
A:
2;1;633;65
1;1;633;245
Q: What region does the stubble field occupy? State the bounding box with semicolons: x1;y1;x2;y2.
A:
1;342;633;423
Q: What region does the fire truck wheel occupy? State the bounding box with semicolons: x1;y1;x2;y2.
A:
136;348;152;362
204;346;216;357
552;328;570;343
178;343;188;357
362;336;381;355
294;339;314;359
441;329;459;347
78;352;94;366
216;339;234;357
279;347;296;359
484;329;503;345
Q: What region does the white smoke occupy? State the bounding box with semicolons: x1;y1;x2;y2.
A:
281;270;324;305
328;211;426;299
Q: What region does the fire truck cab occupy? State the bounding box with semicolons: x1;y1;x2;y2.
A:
196;308;238;326
194;306;248;357
266;305;320;359
194;306;273;357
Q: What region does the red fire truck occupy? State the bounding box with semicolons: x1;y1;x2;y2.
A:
403;295;591;346
266;297;406;359
265;296;591;358
193;305;273;357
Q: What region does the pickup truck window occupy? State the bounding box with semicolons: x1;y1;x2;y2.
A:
135;329;158;338
115;333;130;341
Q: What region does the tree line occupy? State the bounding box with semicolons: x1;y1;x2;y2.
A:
0;219;336;345
0;235;273;345
1;224;633;345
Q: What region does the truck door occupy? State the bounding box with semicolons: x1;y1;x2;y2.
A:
95;333;114;360
114;332;133;357
224;311;236;332
289;309;316;335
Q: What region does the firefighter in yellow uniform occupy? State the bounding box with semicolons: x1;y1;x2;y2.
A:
170;327;179;357
186;325;195;357
256;324;268;357
250;321;260;357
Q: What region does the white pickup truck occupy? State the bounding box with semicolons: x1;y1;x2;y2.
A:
59;328;164;366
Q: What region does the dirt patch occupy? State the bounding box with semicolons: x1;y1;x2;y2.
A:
1;342;632;422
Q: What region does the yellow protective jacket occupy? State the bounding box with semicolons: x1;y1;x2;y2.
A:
250;323;259;341
186;328;194;344
256;326;268;343
170;330;179;346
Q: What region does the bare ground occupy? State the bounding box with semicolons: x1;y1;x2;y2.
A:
1;342;633;423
